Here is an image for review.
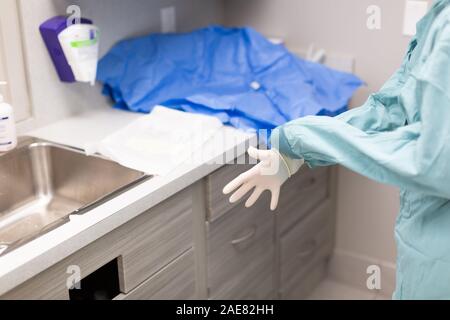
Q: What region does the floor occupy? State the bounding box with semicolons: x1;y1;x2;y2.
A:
307;278;390;300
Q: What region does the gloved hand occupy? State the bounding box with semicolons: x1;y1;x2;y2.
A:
223;147;304;211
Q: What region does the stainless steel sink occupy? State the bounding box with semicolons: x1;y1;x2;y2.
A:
0;137;150;256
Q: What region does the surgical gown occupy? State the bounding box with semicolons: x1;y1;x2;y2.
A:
271;0;450;299
97;26;362;130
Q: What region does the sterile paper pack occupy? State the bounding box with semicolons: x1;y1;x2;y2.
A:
85;106;223;176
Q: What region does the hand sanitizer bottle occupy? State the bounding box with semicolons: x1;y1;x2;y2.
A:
0;82;17;152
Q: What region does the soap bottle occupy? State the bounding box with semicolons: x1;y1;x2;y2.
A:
0;82;17;152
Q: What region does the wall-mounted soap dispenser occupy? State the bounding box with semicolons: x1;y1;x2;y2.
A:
40;16;99;86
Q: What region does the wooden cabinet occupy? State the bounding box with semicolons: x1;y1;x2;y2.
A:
279;201;334;297
205;156;252;222
2;186;194;300
115;249;196;300
1;164;336;300
206;193;275;299
277;167;330;233
205;164;336;300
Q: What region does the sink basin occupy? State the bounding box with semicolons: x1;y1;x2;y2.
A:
0;137;150;256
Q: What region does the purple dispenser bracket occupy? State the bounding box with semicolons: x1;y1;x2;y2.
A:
40;16;93;83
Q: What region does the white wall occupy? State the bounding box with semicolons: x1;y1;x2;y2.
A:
224;0;432;287
17;0;224;132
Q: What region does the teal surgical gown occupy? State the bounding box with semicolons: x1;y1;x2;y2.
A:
272;0;450;299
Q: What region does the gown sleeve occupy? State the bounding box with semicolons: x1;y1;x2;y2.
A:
333;39;418;133
271;39;450;199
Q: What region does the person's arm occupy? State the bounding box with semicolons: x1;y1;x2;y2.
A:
223;35;450;209
272;53;450;199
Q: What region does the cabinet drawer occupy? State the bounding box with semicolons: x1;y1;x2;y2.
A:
120;188;193;292
207;194;275;299
115;249;195;300
240;270;275;300
280;201;334;288
206;156;252;222
277;167;329;233
215;269;275;300
2;187;194;299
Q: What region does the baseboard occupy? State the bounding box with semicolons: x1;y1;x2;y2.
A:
327;249;396;298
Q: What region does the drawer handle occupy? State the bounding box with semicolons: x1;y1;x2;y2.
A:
231;226;257;246
297;239;318;258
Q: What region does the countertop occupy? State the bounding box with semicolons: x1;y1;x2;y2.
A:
0;107;255;295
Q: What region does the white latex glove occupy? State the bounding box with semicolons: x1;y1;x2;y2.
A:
223;147;304;211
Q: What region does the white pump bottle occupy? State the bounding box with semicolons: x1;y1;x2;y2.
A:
0;82;17;152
